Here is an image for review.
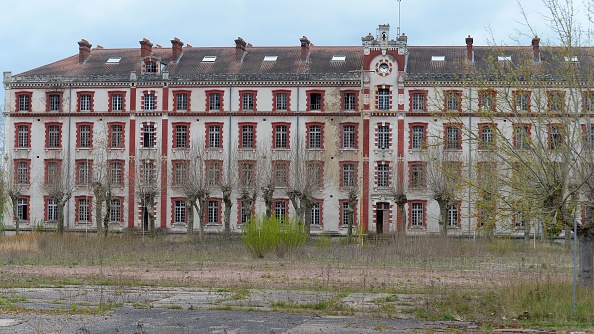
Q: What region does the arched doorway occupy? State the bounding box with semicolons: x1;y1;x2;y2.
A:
375;202;390;235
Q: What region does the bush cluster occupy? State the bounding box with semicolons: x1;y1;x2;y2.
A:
241;214;307;258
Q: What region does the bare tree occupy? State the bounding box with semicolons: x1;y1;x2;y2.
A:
135;148;161;233
220;146;238;235
41;152;73;234
4;159;28;235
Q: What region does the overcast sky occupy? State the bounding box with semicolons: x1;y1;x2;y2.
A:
0;0;589;109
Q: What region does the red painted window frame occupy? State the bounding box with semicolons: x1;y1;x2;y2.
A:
108;91;127;112
172;122;191;148
76;122;94;149
339;199;358;227
238;122;257;149
173;90;192;112
45;122;63;149
305;122;325;149
408;161;427;188
272;89;291;112
205;90;225;112
272;122;291;149
306;90;325;112
408;200;427;228
14;122;32;149
239;90;257;112
45;92;63;112
408;122;428;150
16;92;33;112
74;196;93;222
409;90;428;112
107;122;126;149
340;122;359;149
341;90;359;112
76;91;95;112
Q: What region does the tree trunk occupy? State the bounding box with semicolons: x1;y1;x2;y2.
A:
10;196;20;235
578;231;594;287
524;223;530;240
57;204;65;235
196;199;207;241
263;186;274;219
222;187;232;235
303;200;313;237
187;201;195;237
347;207;354;239
103;195;111;237
564;227;572;246
95;201;103;236
437;200;448;237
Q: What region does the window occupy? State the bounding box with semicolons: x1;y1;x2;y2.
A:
377;124;390;149
17;92;32;112
79;94;92;112
109;92;125;112
273;123;289;149
514;91;530;112
410;91;427;112
308;92;323;111
583;91;594;113
142;160;155;185
109;123;124;149
142;124;155;148
548;91;564;113
110;198;123;223
46;124;62;149
340;200;357;227
238;199;253;224
206;91;223;111
145;60;157;73
341;124;357;149
17;197;29;221
409;201;425;227
341;162;357;187
174;200;187;225
311;201;322;226
514;211;528;228
76;160;91;185
173;124;189;148
206;160;222;187
206;123;223;149
46;198;57;221
48;93;62;112
239;161;256;188
409;123;427;150
583;124;594;148
207;200;221;225
444;124;462;150
377;163;390;188
479;91;495;112
144;93;156;111
549;125;564;150
15;160;30;184
239;124;256;148
172;160;188;186
175;92;189;111
77;123;93;148
479;123;496;150
306;161;324;187
240;91;256;111
273;200;288;222
409;162;426;188
447;202;460;227
45;160;60;184
109;160;124;186
306;123;324;149
445;91;461;112
76;197;90;222
342;91;357;111
377;88;390;110
514;124;531;150
273;90;290;112
273;161;289;188
15;123;31;148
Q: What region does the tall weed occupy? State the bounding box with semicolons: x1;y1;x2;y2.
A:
241;215;306;258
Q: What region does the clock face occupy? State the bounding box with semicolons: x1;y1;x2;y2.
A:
379;63;390;73
376;60;393;76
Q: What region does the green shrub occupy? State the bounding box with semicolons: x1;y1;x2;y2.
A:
242;214;307;258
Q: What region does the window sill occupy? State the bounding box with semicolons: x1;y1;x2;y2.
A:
108;147;126;150
75;221;92;225
206;224;222;227
14;148;31;151
76;148;93;151
409;226;426;230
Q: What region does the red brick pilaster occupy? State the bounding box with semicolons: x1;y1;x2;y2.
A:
162;87;169;111
362;118;370;231
397;117;405;232
130;87;137;111
160;118;169;228
128;119;136;228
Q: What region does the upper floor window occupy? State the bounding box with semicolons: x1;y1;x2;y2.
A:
306;123;324;149
108;123;125;149
173;124;190;148
409;161;427;188
514;91;530;112
145;60;157;73
172;160;188;187
409;123;427;150
340;162;357;187
240;91;256;112
144;92;156;111
15;123;31;149
341;124;357;149
47;93;62;112
239;123;256;148
549;124;564;150
548;91;565;113
583;91;594;113
273;90;290;112
514;124;531;150
17;92;32;112
206;123;223;149
445;90;461;112
410;91;427;112
76;160;92;185
80;94;91;111
479;90;496;112
46;124;62;149
273;123;290;149
175;92;189;111
239;161;256;188
377;88;390;111
444;124;462;150
15;160;30;184
142;124;156;148
377;124;390;149
273;161;289;188
478;123;496;150
342;91;357;111
377;162;390;188
108;91;126;112
306;161;324;188
206;90;224;111
307;91;324;111
206;160;222;187
109;160;124;186
77;123;93;148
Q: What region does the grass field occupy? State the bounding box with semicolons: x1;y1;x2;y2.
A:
0;232;592;330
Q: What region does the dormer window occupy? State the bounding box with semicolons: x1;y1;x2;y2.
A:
145;60;157;73
202;56;217;62
331;55;346;61
263;56;278;62
431;56;445;62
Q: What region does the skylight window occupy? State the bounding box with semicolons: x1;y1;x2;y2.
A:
565;56;579;62
202;56;217;62
431;56;445;62
263;56;278;61
498;56;512;62
331;55;346;61
106;57;121;64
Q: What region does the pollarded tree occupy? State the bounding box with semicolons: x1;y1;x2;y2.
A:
220;146;238;235
4;158;30;235
41;152;73;235
135;148;161;233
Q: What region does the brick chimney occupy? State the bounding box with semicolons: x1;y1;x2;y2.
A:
140;38;153;57
300;36;310;62
532;36;540;62
171;37;184;62
466;35;474;62
78;39;92;64
235;37;247;62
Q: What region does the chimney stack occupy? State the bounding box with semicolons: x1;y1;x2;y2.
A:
78;39;92;64
300;36;310;62
171;37;184;62
140;38;153;57
465;35;474;62
235;37;247;62
532;36;540;62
